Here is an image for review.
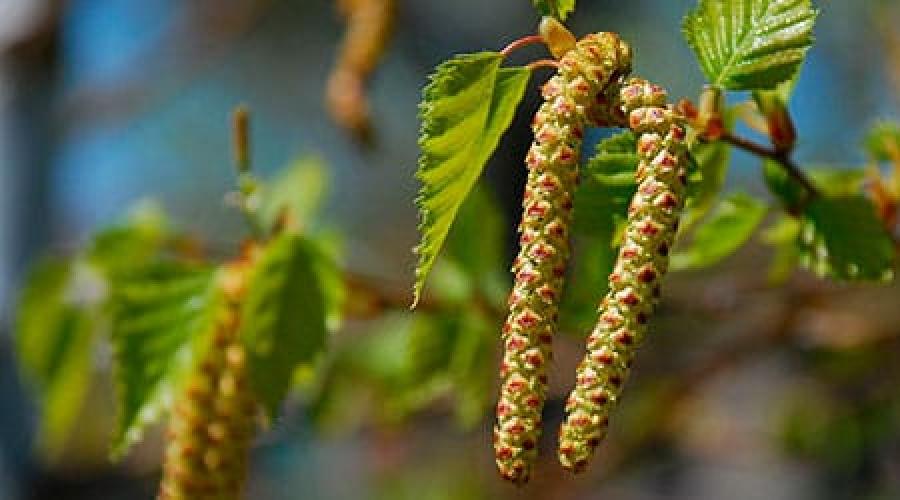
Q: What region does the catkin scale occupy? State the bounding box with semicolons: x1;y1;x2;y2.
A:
557;78;688;473
494;33;632;484
159;265;257;500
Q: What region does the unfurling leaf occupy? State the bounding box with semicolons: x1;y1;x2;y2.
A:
753;76;801;151
683;0;817;90
672;192;769;270
240;234;327;417
413;52;531;306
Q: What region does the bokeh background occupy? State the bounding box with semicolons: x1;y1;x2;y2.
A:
1;0;899;499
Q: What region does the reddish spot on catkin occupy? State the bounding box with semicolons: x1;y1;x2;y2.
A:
558;77;688;473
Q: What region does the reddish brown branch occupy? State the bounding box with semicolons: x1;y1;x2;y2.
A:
500;35;546;57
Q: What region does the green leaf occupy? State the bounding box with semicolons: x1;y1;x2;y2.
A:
257;156;328;234
765;162;867;208
683;138;731;229
672;192;768;270
443;185;508;305
683;0;818;90
308;313;433;430
307;236;347;332
87;204;171;277
532;0;576;20
15;259;99;459
761;214;801;284
309;309;495;431
110;262;219;457
413;53;531;306
577;131;640;238
809;169;867;197
447;311;495;427
763;159;807;209
798;195;895;281
562;132;638;332
16;203;181;459
240;234;327;417
864;121;900;162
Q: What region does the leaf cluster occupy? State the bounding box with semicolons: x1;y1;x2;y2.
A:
16;158;341;459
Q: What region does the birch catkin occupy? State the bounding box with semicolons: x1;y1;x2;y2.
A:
558;78;688;473
326;0;395;141
159;265;257;500
494;32;632;484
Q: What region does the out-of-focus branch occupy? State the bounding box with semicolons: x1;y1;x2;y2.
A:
596;288;809;477
678;96;819;213
326;0;396;144
342;269;504;320
718;130;821;200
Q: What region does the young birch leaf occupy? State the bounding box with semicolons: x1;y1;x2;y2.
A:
672;192;769;270
240;234;327;418
17;260;80;393
798;195;895;282
110;263;219;457
683;0;818;90
532;0;576;20
257;156;328;234
16;205;178;459
15;259;98;459
413;53;531;306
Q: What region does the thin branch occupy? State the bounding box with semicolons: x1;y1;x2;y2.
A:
500;35;545;57
718;130;821;199
525;59;560;71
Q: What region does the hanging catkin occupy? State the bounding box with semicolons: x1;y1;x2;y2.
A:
494;32;632;484
159;265;257;500
558;78;688;473
326;0;396;142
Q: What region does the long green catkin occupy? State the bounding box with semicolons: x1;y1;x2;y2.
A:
494;32;632;484
159;265;257;500
557;78;688;473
